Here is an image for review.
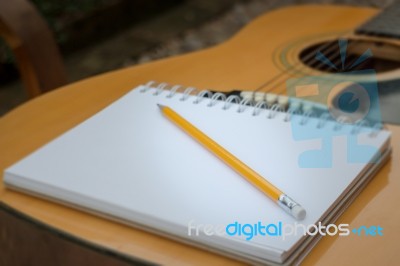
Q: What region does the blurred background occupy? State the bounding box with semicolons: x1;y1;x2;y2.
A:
0;0;392;116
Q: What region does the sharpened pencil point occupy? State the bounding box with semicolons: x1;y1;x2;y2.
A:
157;104;164;109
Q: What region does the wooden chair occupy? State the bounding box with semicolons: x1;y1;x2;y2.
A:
0;0;67;97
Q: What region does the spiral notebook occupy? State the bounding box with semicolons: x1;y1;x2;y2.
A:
4;82;391;265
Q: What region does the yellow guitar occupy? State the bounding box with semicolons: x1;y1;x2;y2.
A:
1;4;399;265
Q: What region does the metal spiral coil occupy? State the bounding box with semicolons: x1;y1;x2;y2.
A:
142;81;382;137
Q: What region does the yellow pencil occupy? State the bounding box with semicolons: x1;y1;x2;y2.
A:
158;104;306;220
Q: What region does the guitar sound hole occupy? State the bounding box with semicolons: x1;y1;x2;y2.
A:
299;39;400;74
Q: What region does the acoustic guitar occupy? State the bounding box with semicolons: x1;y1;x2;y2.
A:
1;4;399;266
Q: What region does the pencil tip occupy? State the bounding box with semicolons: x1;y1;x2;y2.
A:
157;104;164;109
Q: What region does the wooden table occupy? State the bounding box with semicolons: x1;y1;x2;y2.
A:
1;5;399;265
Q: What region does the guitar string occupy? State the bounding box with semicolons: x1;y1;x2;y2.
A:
277;40;368;97
252;32;352;94
159;36;369;105
260;39;344;95
262;37;359;95
276;36;376;97
260;39;365;97
250;41;336;94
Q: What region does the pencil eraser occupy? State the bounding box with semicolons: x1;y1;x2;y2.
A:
292;205;306;220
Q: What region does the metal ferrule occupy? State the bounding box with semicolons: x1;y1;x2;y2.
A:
277;194;300;215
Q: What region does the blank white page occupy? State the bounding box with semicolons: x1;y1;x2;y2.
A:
4;85;391;260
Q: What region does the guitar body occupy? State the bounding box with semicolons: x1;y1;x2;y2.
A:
1;5;399;265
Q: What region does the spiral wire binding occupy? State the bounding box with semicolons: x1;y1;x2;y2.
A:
237;98;253;113
181;87;197;101
208;93;227;107
284;108;300;122
167;85;182;98
267;104;283;119
142;81;382;138
317;113;331;129
300;110;314;126
252;101;268;116
194;90;212;104
223;95;241;110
